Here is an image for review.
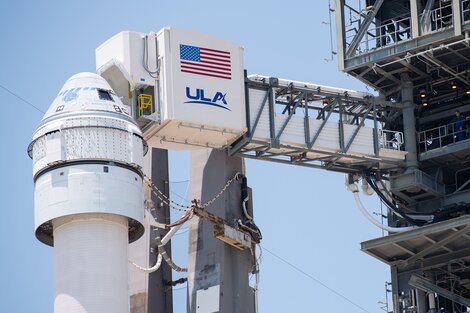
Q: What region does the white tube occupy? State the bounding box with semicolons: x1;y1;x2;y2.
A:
361;179;375;196
352;191;416;233
130;253;163;274
161;224;182;245
242;196;254;221
428;292;437;312
130;224;182;273
54;214;129;313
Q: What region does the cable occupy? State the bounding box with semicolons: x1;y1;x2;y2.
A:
169;179;189;184
130;253;163;273
365;176;422;226
0;83;45;114
165;207;193;228
155;235;187;272
260;245;372;313
353;193;415;233
142;35;160;78
170;190;190;204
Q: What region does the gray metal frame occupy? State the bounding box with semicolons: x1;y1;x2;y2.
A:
362;215;470;312
228;76;405;174
336;0;470;102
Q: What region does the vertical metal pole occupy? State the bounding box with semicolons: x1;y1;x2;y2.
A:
417;289;428;313
130;148;173;313
268;88;278;148
401;72;419;171
410;0;420;38
335;0;346;71
373;103;380;156
338;100;345;152
452;0;462;35
391;266;400;313
304;93;310;145
187;149;255;313
244;70;252;137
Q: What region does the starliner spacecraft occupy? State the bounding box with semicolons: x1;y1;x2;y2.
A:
29;72;145;313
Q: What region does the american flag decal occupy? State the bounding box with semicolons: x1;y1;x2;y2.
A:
179;44;231;80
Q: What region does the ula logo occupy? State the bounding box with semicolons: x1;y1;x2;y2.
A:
184;87;230;111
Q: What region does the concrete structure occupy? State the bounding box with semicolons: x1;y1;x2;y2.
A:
187;149;255;313
129;148;173;313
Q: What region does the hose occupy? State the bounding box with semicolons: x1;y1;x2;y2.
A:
155;235;187;272
131;253;163;273
365;176;423;226
130;222;185;273
350;187;416;233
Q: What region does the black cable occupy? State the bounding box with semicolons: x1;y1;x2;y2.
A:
365;176;423;226
260;245;372;313
0;83;45;114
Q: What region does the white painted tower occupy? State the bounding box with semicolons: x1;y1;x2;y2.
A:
29;72;145;313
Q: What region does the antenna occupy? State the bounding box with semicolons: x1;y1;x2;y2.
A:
323;0;337;62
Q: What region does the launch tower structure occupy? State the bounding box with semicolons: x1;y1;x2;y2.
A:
336;0;470;312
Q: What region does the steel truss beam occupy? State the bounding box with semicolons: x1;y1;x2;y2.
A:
409;274;470;308
346;0;385;58
227;77;405;174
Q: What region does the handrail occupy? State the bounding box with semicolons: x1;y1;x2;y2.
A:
418;119;469;152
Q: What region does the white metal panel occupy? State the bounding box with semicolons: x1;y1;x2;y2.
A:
41;72;132;122
54;214;129;313
128;214;151;309
249;74;374;99
196;285;220;313
45;131;63;164
142;28;247;150
97;29;248;150
159;28;246;132
35;164;144;233
96;31;157;87
33;127;144;176
146;120;246;150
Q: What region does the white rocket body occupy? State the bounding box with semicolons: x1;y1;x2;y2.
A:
29;73;145;313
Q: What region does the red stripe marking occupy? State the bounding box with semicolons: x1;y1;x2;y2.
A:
181;65;231;76
200;51;230;59
181;61;230;71
200;55;231;63
200;47;230;55
199;59;232;67
181;69;231;80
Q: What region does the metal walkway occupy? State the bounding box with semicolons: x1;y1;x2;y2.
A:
228;75;406;173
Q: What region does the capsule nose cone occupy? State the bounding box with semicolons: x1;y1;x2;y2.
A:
41;72;130;122
65;72;107;86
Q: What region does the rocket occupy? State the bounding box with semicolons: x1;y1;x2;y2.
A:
29;72;145;313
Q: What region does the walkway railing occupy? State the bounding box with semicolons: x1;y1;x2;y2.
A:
418;120;468;153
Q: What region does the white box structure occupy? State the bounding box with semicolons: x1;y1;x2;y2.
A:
96;28;247;150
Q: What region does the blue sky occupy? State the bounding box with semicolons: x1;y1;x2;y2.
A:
1;1;390;312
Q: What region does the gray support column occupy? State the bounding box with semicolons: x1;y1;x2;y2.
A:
401;72;419;170
410;0;420;38
391;266;400;313
417;289;428;313
187;149;255;313
452;0;462;36
147;148;173;313
130;148;173;313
